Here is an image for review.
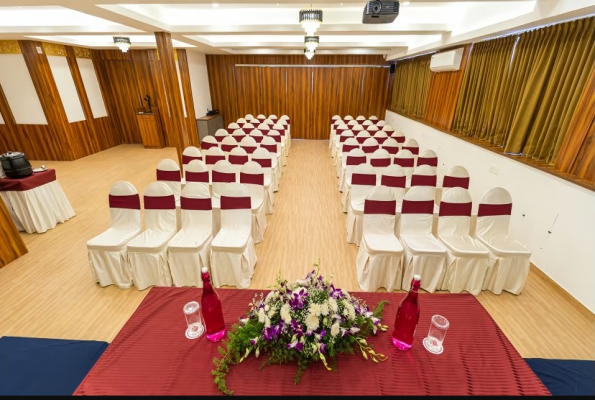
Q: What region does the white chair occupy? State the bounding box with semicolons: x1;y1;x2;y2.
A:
249;118;260;126
402;138;420;157
256;114;266;122
356;185;403;292
250;129;264;144
417;149;438;172
362;120;373;126
211;160;237;235
167;183;213;287
379;164;407;215
228;146;250;175
184;159;210;184
330;115;342;150
201;135;219;151
369;115;379;121
347;120;359;128
128;182;177;290
252;147;275;214
355;129;371;145
477;188;531;295
391;130;406;146
381;137;400;157
156;158;182;205
400;186;447;293
382;124;395;132
373;130;388;144
232;128;246;141
279;116;291;148
257;123;270;133
366;125;380;133
240;135;258;155
240;162;267;244
221;135;239;154
263;118;275;126
236;118;247;125
339;147;367;194
437;165;470;204
210;183;257;288
352;124;365;134
356;115;366;121
393;149;415;184
227;122;240;133
438;188;489;295
377;120;386;127
273;123;289;157
215;129;228;143
332;124;349;156
361;137;380;162
268;115;279;124
370;148;391;170
336;138;360;181
182;146;202;182
333;129;354;160
344;115;354;121
268;130;287;166
204;147;226;180
87;181;141;289
261;136;282;190
411;164;437;189
245;114;255;121
346;163;377;245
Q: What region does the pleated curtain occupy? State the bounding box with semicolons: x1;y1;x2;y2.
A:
390;55;432;118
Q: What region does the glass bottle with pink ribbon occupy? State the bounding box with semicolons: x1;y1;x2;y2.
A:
200;267;226;342
392;274;421;351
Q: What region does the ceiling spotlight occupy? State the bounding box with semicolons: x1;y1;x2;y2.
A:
212;3;219;7
402;1;411;5
305;36;319;51
299;8;323;36
304;48;315;60
113;36;131;53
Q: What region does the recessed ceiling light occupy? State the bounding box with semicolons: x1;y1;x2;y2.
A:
402;1;411;5
212;3;219;7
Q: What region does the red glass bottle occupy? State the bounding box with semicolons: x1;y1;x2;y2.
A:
200;267;226;342
392;274;421;351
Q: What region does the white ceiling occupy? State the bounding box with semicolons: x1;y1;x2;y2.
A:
0;0;593;59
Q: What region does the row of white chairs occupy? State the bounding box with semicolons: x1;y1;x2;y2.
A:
233;114;292;152
202;130;288;167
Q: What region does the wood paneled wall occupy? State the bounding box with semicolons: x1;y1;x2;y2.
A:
206;55;390;139
0;199;27;268
424;44;471;130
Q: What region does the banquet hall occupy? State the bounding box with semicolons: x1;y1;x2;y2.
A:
0;0;593;396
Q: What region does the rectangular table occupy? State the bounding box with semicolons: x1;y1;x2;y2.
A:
75;287;549;396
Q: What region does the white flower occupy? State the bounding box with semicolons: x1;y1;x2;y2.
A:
343;302;356;321
321;302;329;316
331;322;340;337
329;298;338;313
342;289;351;299
280;304;292;324
310;303;322;317
255;347;260;358
305;312;319;332
258;308;266;323
265;291;276;301
267;306;277;318
265;316;271;328
265;304;270;312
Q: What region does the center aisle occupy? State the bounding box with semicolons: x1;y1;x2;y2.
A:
251;140;360;291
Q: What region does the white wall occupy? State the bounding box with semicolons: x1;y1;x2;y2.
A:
186;51;212;119
175;61;187;118
0;54;47;124
385;111;595;312
47;56;86;123
76;58;108;118
0;109;4;124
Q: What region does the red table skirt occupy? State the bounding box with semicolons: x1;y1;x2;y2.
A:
74;288;549;396
0;169;56;191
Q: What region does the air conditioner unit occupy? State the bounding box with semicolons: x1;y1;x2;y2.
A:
430;48;465;72
362;1;400;24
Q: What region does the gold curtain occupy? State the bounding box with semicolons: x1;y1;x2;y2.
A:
390;55;431;118
504;17;595;164
451;36;517;143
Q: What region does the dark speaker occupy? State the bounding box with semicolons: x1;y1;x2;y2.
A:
390;63;396;74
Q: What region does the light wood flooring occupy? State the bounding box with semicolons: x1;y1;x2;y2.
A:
0;141;593;360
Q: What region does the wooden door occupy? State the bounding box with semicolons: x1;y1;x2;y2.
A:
261;67;288;120
312;67;340;140
235;67;263;119
286;67;312;139
336;67;365;119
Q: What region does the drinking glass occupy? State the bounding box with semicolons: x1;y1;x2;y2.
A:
423;315;449;354
183;301;205;339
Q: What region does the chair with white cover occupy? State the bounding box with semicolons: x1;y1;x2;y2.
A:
347;120;359;128
437;187;489;295
182;146;202;182
87;181;142;289
243;122;255;130
268;130;287;166
250;128;264;144
240;135;258;155
252;147;275;214
210;183;257;288
390;130;406;146
336;138;360;181
411;165;439;214
228;146;249;175
167;183;213;287
201;135;219;150
355;129;371;144
227;122;240;133
330;115;342;149
273;123;289;156
369;148;391;178
373;130;388;145
382;124;395;133
379;164;407;211
256;114;266;122
377;120;386;127
344;115;354;121
400;186;447;292
263;119;275;126
245;114;255;121
204;147;226;180
402;138;420;157
257;124;271;136
381;137;400;157
268;115;279;124
361;137;380;162
369;115;379;121
232;128;246;141
240;162;267;243
249;118;260;126
356;185;403;291
346;163;377;245
417;149;438;172
127;182;177;290
261;135;282;189
279;116;291;148
156;158;182;205
356;115;366;121
393;149;415;184
236;118;246;125
366;125;379;133
333;129;354;160
184;160;210;184
362;120;373;126
221;135;239;154
476;188;531;295
437;165;470;204
339;148;366;196
332;124;349;156
211;160;237;235
215;129;229;143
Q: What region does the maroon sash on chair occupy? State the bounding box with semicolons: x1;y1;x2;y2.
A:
335;128;348;135
478;203;512;217
381;175;406;188
185;170;209;183
144;195;176;210
362;145;379;154
351;173;376;186
261;144;277;153
383;146;399;155
356;136;369;144
215;135;226;143
341;144;359;153
242;145;257;154
346;156;367;166
221;196;252;210
270;135;281;143
205;154;226;165
226;128;236;134
229;154;249;165
375;136;388;144
221;144;238;152
252;158;272;168
201;141;218;150
417;157;438;167
393;136;405;144
403;146;419;155
339;134;352;143
240;172;264;186
182;155;202;165
270;118;278;124
212;170;236;183
411;174;437;187
443;176;470;189
181;197;212;211
109;194;140;210
156;169;181;182
364;199;397;215
370;158;391;167
242;128;255;134
401;199;434;214
439;201;472;217
394;157;414;168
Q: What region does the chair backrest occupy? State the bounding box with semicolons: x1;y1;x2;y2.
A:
400;186;435;236
251;148;274;184
256;114;266;121
438;187;472;237
369;148;391;169
214;129;229;142
249;118;260;125
267;130;282;144
382;124;394;132
443;166;470;189
417;149;438;169
268;114;278;121
280;115;290;122
261;135;279;154
108;181;141;230
352;124;364;132
369;115;379;121
476;187;513;239
212;160;237;201
263;119;275;126
257;123;270;131
339;129;354;143
362;120;373;126
373;130;388;144
221;135;239;153
332;115;341;121
201;135;219;150
182;146;202;169
185;160;209;183
344;115;353;120
393;150;415;178
143;181;176;232
347;120;359;127
363;185;397;237
180;182;212;233
345;148;367;167
228;122;240;130
411;164;437;188
204;147;226;171
366;125;379;132
242;123;255;130
379;164;407;203
245;114;255;120
381;137;400;155
356;115;366;121
272;123;286;137
361;137;380;154
350;163;377;208
228;146;249;167
237;118;247;124
402;138;419;155
240;161;265;205
156;158;181;199
278;118;289;126
355;130;371;144
240;135;258;154
232;129;246;141
376;120;386;127
341;138;360;156
391;130;405;144
250;128;264;143
219;182;252;234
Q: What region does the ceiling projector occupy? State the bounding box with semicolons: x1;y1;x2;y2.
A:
362;1;400;24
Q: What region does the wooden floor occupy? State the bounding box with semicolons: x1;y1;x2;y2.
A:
0;141;593;360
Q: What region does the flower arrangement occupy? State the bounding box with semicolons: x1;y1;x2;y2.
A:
212;262;389;395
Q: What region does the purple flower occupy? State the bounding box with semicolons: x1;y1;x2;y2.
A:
319;343;327;354
249;337;259;346
262;325;281;342
329;285;343;299
289;288;308;310
287;341;304;352
291;320;304;338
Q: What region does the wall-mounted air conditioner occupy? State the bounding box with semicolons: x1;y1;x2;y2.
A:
430;48;465;72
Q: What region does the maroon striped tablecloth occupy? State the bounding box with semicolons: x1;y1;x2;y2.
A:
74;288;549;396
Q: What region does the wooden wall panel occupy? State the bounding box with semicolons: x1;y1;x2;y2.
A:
262;67;288;122
177;49;199;147
312;67;339;140
287;67;313;139
336;67;364;118
424;44;471;130
362;66;390;120
0;199;27;268
236;67;263;119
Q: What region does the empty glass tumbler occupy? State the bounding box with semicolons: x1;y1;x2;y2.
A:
183;301;205;340
423;315;449;354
